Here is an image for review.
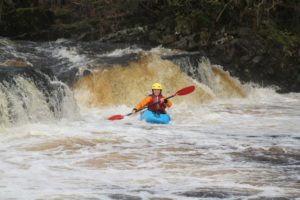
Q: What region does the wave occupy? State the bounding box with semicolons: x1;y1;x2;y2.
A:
73;53;246;108
1;37;282;118
0;67;79;127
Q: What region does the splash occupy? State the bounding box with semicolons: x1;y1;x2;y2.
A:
198;58;247;98
73;54;246;108
0;69;79;127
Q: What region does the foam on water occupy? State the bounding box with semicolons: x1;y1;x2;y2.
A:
100;47;144;57
0;39;299;199
0;90;299;199
99;46;184;58
51;46;88;67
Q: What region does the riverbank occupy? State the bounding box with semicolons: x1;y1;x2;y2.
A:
0;1;299;92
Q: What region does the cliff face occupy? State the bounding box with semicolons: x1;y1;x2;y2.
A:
0;0;299;92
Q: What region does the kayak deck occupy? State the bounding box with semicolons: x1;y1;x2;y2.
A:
140;110;171;124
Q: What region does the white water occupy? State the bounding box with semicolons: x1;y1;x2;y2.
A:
1;38;299;199
0;88;299;199
100;46;184;57
0;76;79;127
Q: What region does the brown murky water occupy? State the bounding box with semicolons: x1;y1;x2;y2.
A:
0;40;299;199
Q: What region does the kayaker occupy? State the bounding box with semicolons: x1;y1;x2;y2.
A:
132;83;172;114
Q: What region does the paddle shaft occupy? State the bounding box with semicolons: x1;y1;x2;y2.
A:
107;85;195;120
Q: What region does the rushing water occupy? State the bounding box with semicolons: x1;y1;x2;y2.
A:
0;38;299;200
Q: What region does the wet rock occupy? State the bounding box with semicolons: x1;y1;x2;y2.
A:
57;67;79;86
177;187;259;199
252;56;262;64
249;197;290;200
233;146;300;165
83;69;92;76
180;190;228;198
240;55;251;63
204;30;300;93
163;52;205;80
0;2;299;92
108;194;142;200
170;37;189;50
0;58;33;67
99;26;148;44
161;34;177;45
39;67;56;80
169;34;201;51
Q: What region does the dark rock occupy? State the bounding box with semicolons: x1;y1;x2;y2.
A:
148;30;161;44
161;34;177;45
233;146;300;165
249;197;290;200
202;29;300;93
109;194;142;200
171;37;189;50
252;56;262;64
237;27;252;36
180;190;228;198
83;69;92;76
240;55;251;63
57;67;79;86
177;187;259;199
98;26;150;45
0;2;299;92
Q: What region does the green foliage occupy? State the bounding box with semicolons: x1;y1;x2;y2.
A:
54;8;73;24
1;0;300;44
0;6;54;36
190;10;211;29
261;23;300;57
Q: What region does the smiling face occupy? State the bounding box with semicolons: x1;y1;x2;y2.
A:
152;89;161;96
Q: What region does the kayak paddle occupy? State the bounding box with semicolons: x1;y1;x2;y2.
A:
107;85;195;121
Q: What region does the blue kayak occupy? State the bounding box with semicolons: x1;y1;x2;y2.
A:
140;110;171;124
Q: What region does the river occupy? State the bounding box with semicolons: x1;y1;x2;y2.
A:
0;38;299;199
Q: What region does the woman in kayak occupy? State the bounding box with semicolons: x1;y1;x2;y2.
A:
132;83;172;114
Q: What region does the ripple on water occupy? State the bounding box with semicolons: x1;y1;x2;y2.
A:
232;146;300;165
82;152;139;169
177;187;260;199
23;137;125;152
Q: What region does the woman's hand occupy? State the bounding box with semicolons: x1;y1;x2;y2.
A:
132;108;138;113
160;98;168;104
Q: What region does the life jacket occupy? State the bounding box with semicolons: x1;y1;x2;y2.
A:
147;94;167;114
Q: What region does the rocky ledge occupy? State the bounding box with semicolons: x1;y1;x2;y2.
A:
0;1;299;92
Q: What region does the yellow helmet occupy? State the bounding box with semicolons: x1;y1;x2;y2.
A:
152;83;163;90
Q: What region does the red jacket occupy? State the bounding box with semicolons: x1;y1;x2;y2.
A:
134;94;172;114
